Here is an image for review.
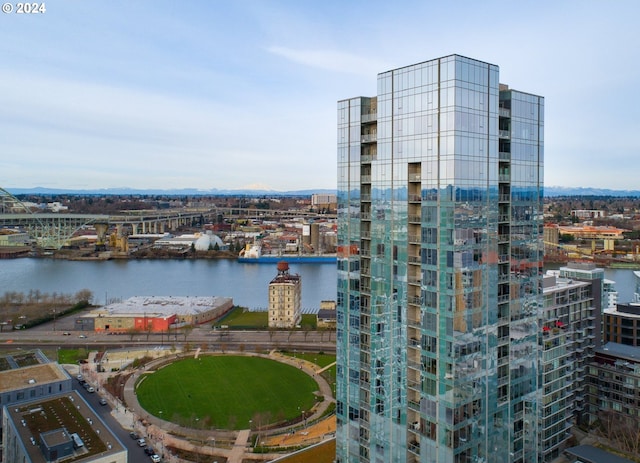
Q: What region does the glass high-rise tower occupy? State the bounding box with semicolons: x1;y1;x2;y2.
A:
336;55;544;463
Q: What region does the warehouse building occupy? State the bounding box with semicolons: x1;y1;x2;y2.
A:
76;296;233;333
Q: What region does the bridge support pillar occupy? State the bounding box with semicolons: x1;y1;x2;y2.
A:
94;222;109;251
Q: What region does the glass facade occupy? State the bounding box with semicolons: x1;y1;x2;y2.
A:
337;55;544;463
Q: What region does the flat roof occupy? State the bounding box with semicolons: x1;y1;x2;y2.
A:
598;342;640;362
0;363;69;393
95;295;233;317
4;390;126;462
565;445;635;463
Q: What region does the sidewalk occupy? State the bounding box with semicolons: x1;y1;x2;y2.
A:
109;350;335;462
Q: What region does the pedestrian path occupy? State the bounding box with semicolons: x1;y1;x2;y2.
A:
227;429;251;463
85;349;335;462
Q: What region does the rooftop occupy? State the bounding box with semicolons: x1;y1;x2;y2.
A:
599;342;640;362
94;295;233;317
0;363;69;394
5;391;126;462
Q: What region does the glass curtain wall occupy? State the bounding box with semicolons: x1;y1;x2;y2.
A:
337;55;543;463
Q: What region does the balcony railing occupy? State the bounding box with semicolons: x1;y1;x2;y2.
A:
361;113;377;123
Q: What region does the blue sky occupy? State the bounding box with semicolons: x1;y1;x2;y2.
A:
1;0;639;191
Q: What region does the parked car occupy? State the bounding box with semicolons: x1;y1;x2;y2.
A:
137;438;146;447
150;455;161;463
129;432;139;440
144;446;155;455
99;398;107;406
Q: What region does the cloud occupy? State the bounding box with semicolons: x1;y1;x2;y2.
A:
266;46;389;76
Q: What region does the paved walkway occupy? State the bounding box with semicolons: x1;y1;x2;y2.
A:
96;349;335;462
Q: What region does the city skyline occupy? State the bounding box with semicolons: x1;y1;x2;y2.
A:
2;0;639;191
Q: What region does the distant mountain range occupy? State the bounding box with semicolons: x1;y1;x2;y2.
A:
5;187;336;196
5;186;640;197
544;186;640;197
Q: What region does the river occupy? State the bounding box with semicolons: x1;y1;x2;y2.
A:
0;258;337;312
0;259;637;311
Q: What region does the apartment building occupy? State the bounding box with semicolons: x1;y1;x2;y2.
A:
336;55;544;463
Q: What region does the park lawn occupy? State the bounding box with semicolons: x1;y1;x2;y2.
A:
215;308;319;330
57;348;89;364
136;356;319;430
216;307;268;328
285;352;336;389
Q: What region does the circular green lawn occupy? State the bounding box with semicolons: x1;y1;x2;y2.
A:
135;356;319;430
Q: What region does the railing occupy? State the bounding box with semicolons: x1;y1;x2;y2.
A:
361;113;377;123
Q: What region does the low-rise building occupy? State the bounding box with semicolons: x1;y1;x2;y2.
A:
2;391;127;463
77;296;233;333
316;300;336;329
0;350;72;426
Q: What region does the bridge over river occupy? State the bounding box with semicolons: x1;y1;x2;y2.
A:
0;188;335;249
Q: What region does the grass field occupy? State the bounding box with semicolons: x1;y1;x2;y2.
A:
216;307;268;328
57;348;89;364
215;307;318;329
136;356;320;430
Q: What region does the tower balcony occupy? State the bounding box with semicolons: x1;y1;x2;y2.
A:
361;133;377;143
361;113;377;123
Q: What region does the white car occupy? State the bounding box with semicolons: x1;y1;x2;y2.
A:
137;438;146;447
150;455;161;463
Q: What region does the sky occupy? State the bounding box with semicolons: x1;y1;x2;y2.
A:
1;0;639;192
